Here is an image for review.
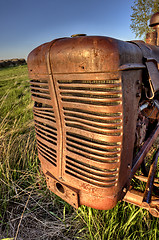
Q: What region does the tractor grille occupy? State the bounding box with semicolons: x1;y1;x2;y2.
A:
30;79;57;167
57;74;123;188
30;73;123;187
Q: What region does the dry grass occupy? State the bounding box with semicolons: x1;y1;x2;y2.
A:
0;65;159;240
0;66;79;239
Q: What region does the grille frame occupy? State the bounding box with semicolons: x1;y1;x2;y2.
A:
54;72;123;193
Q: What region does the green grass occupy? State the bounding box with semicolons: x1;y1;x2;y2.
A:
0;65;159;239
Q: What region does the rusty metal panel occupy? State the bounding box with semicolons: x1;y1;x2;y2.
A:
28;36;145;210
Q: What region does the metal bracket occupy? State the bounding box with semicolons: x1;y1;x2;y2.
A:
45;171;79;208
124;145;159;217
131;41;159;99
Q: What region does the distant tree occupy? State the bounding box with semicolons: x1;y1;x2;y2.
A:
130;0;159;38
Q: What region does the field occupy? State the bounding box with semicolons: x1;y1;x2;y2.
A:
0;65;159;239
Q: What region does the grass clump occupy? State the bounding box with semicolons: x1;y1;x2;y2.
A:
0;66;76;239
75;203;159;240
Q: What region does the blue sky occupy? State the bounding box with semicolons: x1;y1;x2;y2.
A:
0;0;138;60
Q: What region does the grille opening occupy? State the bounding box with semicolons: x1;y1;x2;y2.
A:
66;160;117;178
62;98;121;106
65;118;121;130
35;120;57;133
64;107;122;117
65;170;116;187
34;102;53;109
39;150;56;167
33;102;56;122
66;142;119;158
31;83;49;88
56;183;65;194
34;110;55;118
31;86;49;92
34;112;56;123
35;102;42;107
64;112;121;124
34;108;54;113
31;79;48;83
66;155;118;173
59;86;121;92
61;92;121;99
66;132;121;146
58;79;120;84
35;127;57;141
36;131;57;146
66;137;119;152
37;139;57;154
32;93;51;100
38;148;57;164
31;88;50;94
66;123;122;136
66;165;116;183
67;147;119;163
37;143;57;159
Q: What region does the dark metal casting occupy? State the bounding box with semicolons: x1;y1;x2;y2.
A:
142;149;159;206
27;12;159;217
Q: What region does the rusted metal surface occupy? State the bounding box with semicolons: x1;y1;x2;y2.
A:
27;20;159;213
131;41;159;97
125;148;159;217
124;189;159;218
135;175;159;188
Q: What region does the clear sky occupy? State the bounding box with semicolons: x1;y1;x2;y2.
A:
0;0;139;60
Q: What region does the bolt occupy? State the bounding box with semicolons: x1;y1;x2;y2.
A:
128;164;131;169
123;188;127;193
136;80;140;84
136;93;141;97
